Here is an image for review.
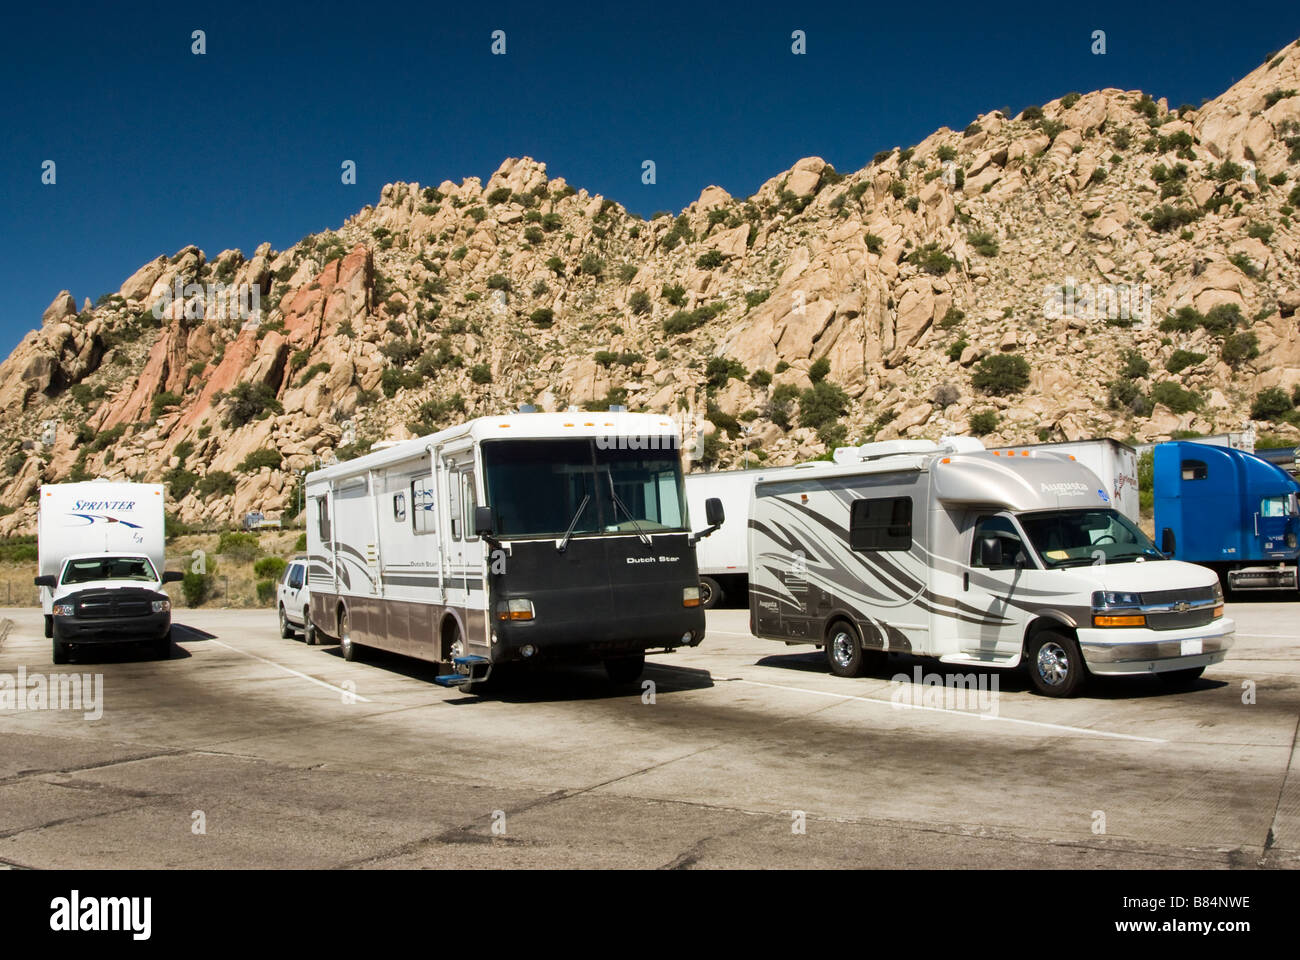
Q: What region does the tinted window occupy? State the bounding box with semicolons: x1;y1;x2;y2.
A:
412;477;436;534
289;564;304;589
316;496;331;541
849;497;911;551
62;557;157;584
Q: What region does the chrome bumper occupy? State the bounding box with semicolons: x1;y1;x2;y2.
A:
1078;624;1234;676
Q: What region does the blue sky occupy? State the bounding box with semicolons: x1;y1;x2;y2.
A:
2;1;1297;354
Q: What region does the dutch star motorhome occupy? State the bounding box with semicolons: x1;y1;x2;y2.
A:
748;438;1233;697
304;412;723;687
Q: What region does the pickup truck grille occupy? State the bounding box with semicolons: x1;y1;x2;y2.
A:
75;594;154;618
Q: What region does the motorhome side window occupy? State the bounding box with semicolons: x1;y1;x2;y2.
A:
971;515;1026;569
316;496;330;542
461;472;477;541
393;492;407;522
411;477;436;535
849;497;912;551
1181;459;1208;481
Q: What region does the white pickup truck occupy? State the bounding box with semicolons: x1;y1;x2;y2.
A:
34;481;182;663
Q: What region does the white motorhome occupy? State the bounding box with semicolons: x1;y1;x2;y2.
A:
35;481;181;663
989;438;1139;522
304;412;723;688
748;437;1233;696
686;462;832;607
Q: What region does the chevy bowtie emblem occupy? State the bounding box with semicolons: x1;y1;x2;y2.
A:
1174;602;1189;613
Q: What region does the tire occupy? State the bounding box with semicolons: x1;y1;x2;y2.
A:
339;608;358;662
825;621;872;678
303;609;317;646
278;605;294;639
44;615;53;639
52;628;69;665
1158;665;1205;688
155;629;172;660
604;653;646;684
1027;630;1087;697
699;576;723;610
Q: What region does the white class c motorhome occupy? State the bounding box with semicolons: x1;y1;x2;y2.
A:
35;480;181;663
748;437;1233;697
305;412;723;688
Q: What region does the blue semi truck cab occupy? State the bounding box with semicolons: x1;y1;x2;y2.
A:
1153;441;1300;592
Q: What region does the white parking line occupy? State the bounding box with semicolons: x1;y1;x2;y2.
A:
722;677;1168;743
206;638;372;702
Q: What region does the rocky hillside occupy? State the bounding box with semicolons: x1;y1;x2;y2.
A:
3;39;1300;534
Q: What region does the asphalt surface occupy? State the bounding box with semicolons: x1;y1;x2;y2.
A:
0;602;1296;869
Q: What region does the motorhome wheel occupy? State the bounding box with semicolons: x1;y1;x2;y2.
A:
1027;631;1085;697
303;610;317;646
340;610;357;662
826;623;868;677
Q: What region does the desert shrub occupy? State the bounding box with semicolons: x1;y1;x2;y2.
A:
256;579;277;605
1251;387;1294;421
908;242;954;274
628;290;651;314
237;448;282;472
798;380;849;432
486;187;512;204
182;570;213;607
972;354;1030;395
765;384;801;430
224;382;282;428
1221;331;1259;367
695;250;725;270
705;357;747;388
1202;303;1243;336
969;410;999;435
1150;381;1200;414
808;357;831;383
663;304;720;336
197;470;237;498
968;231;999;256
932;382;961;407
749;369;772;388
150;391;181;417
254;556;287;580
470;363;492;384
1119;349;1150;380
1159;306;1202;333
579;253;605;278
530;308;555;327
661;283;687;306
1149;204;1199;232
218;531;261;563
1164;350;1206;374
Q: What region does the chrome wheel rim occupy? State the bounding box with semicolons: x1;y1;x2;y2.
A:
340;617;351;653
699;581;713;605
279;609;287;633
1036;641;1070;686
450;636;465;660
831;631;855;667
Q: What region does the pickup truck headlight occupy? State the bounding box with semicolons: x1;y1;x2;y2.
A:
152;599;171;613
52;603;75;617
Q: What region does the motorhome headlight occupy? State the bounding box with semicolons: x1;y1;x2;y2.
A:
52;603;75;617
495;599;535;621
152;599;171;613
1092;591;1142;609
683;586;701;607
1091;590;1144;627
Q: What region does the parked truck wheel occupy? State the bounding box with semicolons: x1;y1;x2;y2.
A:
1158;665;1205;688
339;609;359;662
604;654;646;684
1027;630;1086;697
699;576;723;609
278;606;294;639
303;610;317;646
44;615;53;639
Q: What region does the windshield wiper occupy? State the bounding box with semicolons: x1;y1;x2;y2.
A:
557;494;590;553
605;473;653;549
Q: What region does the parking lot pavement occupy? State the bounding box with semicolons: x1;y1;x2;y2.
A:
0;602;1296;869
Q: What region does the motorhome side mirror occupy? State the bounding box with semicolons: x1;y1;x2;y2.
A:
34;575;55;588
1160;528;1176;557
705;497;725;527
161;571;184;584
474;505;495;538
980;537;1003;568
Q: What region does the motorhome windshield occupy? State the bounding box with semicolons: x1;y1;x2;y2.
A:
61;556;157;584
1017;509;1163;568
482;439;687;538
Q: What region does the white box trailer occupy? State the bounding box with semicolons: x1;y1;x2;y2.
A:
685;462;833;607
35;480;177;663
988;438;1139;523
750;437;1233;697
304;412;724;688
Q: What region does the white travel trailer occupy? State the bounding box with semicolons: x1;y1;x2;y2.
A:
748;438;1233;696
989;438;1139;523
686;462;832;607
35;480;179;663
304;412;723;688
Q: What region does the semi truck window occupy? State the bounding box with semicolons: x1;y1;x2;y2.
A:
849;497;912;551
1261;497;1288;517
1181;460;1207;481
412;477;436;534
